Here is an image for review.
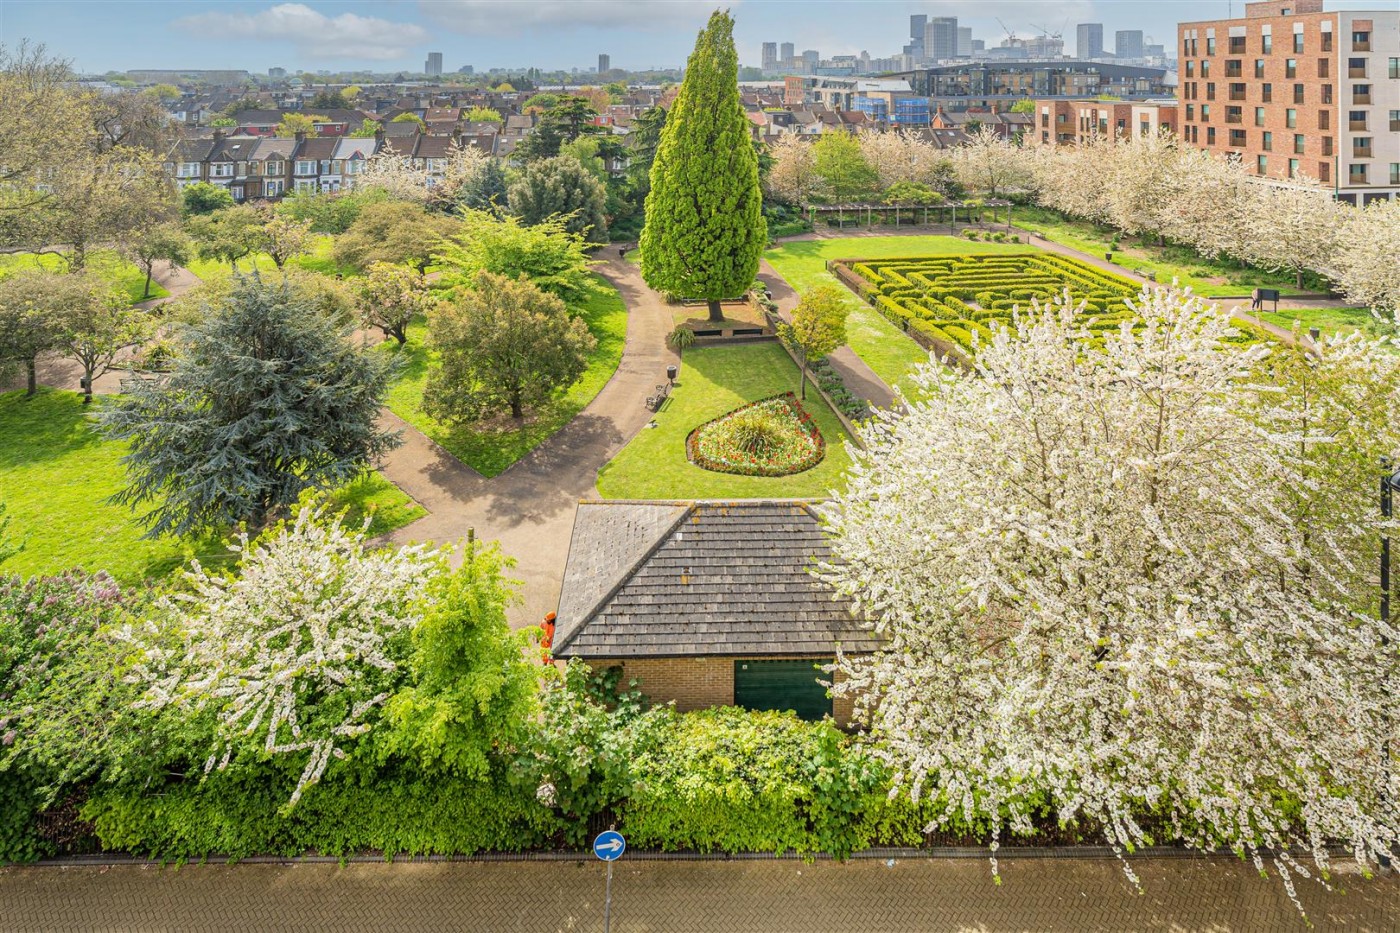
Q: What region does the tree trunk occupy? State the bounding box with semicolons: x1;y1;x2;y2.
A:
83;367;94;404
707;299;723;323
1296;269;1304;289
392;326;407;346
511;388;524;420
25;359;37;397
143;265;154;298
799;358;808;399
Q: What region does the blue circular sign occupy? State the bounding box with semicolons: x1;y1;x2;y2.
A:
592;830;626;861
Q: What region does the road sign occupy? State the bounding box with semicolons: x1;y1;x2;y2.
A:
593;830;626;861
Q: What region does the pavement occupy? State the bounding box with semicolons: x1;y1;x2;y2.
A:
374;258;676;627
1;856;1395;932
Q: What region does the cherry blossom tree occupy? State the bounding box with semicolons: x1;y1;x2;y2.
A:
950;127;1031;197
1328;199;1400;326
122;506;444;807
357;139;487;207
764;133;818;206
821;286;1400;911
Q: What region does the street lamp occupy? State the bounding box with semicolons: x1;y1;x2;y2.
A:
1383;456;1400;626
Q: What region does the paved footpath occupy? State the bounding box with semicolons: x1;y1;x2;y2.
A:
1;857;1395;932
374;259;676;627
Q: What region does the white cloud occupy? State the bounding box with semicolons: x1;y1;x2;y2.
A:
418;0;726;36
175;3;430;62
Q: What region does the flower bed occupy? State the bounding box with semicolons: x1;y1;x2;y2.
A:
687;393;825;477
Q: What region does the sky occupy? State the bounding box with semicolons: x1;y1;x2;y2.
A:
0;0;1386;75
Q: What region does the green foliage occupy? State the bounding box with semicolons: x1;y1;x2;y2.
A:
666;324;696;358
0;267;79;395
434;210;597;304
812;133;879;205
465;106;502;123
778;285;849;399
97;275;402;537
522;93;561;113
507;155;608;242
640;11;766;319
309;90;351;110
1009;98;1037;113
277;188;387;234
349;118;381;138
424;272;596;422
511;661;674;843
184;203;264;269
390;112;425;130
516;96;601;162
624;708;886;858
882;181;945;206
333;199;458;273
378;544;538;779
457;157;508;212
180;181;235;217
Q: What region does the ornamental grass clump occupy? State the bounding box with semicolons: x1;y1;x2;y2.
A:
688;394;825;477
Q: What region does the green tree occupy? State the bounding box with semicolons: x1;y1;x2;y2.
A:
516;96;600;162
146;83;181;102
274;113;330;137
1009;98;1036;113
124;222;192;298
465;106;502;123
507;155;608;242
260;214;314;269
355;262;435;346
640;10;766;323
424;272;596;421
0;269;82;397
349;118;381;138
97;276;401;537
812;132;879;206
180;181;234;217
390;112;426;131
185;203;264;269
333;200;457;274
276;188;384;234
457;157;508;212
309;90;351;110
435;210;597;304
521;92;561;114
57;272;152;403
777;285;849;400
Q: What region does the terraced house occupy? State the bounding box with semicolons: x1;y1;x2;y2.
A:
1179;0;1400;202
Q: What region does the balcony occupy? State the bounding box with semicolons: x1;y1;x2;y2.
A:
1348;67;1367;79
1349;119;1368;131
1353;40;1371;52
1354;144;1373;158
1230;88;1247;101
1354;93;1372;105
1226;113;1243;125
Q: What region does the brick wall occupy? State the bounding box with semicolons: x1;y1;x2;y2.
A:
588;655;858;727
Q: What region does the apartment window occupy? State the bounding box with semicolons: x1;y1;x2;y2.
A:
1318;58;1329;78
1207;126;1217;144
265;161;283;175
1293;84;1305;104
179;161;201;177
1186;104;1195;121
294;160;316;176
1288;158;1299;178
1262;131;1273;151
1293;32;1304;53
1230;128;1248;147
1322;84;1333;105
1351;31;1370;51
1261;82;1273;102
1262;34;1272;53
1319;161;1331;182
1286;108;1297;128
1349;110;1368;131
1207;37;1216;55
1348;58;1367;78
1256;154;1268;175
1186;61;1195;77
1254;59;1266;78
1226;60;1242;77
1319;110;1330;130
1294;134;1305;154
1201;104;1211;121
1255;107;1267;126
265;179;284;197
1207;82;1216;100
1354;137;1372;158
1201;60;1211;77
210;163;233;178
294;178;316;193
1390;110;1400;132
1391;58;1400;79
1230;36;1246;54
1391;163;1400;186
1285;59;1297;78
1321;32;1332;52
1353;85;1372;105
1348;163;1367;183
1322;136;1334;156
1226;105;1242;124
1231;82;1247;100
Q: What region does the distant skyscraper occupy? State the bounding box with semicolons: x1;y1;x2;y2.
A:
424;51;443;76
802;49;820;66
780;42;795;63
909;14;928;61
598;53;610;74
268;66;286;78
1115;30;1145;59
924;17;958;62
956;27;973;58
761;42;778;70
1077;23;1104;59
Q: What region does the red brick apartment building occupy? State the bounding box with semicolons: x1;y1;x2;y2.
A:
1179;0;1399;203
1027;99;1179;146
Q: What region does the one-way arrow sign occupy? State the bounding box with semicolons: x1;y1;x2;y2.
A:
592;830;626;861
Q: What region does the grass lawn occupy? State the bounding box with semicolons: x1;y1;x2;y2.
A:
379;274;628;477
596;341;853;500
0;389;423;584
1009;206;1312;298
1258;306;1396;341
766;236;1025;394
0;250;170;303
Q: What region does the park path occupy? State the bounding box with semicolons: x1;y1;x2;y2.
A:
373;258;675;627
1;856;1395;932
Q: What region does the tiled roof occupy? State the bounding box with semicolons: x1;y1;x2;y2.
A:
295;136;339;160
553;501;878;660
252;138;297;160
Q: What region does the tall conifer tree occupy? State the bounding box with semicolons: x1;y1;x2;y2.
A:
640;10;765;323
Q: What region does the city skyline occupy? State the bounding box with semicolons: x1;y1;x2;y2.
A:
1;0;1389;75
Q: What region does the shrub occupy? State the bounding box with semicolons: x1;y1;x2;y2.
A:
688;394;825;477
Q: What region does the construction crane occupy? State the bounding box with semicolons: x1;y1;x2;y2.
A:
1030;23;1065;41
996;17;1019;45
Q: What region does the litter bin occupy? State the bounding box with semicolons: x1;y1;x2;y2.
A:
666;365;678;383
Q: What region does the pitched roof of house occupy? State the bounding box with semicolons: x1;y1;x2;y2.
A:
412;134;456;159
209;135;259;161
295;136;338;160
553;500;877;660
252;138;297;161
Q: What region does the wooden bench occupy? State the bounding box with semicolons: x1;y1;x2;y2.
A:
645;382;670;412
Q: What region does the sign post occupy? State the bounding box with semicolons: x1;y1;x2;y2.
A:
592;830;625;933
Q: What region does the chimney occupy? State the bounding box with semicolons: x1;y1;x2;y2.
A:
294;130;307;144
374;127;385;147
212;127;226;142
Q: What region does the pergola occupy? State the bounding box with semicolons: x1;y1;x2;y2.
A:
803;198;1015;230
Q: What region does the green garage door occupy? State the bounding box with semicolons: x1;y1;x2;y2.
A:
733;659;833;721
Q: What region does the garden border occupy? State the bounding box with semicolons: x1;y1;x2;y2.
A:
684;392;827;477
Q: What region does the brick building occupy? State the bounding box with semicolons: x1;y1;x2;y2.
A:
1178;0;1399;202
551;501;880;724
1026;99;1179;146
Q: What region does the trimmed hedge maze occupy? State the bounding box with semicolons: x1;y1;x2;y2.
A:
838;253;1143;360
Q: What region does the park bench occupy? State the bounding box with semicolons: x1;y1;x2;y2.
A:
645;382;670;412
